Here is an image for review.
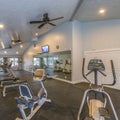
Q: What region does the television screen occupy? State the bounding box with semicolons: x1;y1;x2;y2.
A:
42;45;49;53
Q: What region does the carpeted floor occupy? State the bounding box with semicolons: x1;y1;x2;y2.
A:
0;71;119;120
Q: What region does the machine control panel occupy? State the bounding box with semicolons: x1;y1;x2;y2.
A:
88;59;105;71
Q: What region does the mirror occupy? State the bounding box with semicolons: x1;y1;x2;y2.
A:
33;51;72;81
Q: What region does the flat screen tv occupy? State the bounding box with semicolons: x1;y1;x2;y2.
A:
41;45;49;53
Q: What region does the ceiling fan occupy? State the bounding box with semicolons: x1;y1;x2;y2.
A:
0;44;12;51
11;32;22;44
0;33;22;51
29;13;64;29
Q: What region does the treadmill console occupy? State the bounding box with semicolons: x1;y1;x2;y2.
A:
88;59;105;71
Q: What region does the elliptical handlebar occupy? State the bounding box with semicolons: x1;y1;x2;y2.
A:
82;58;91;84
102;60;116;87
86;70;93;76
82;58;116;87
111;60;117;85
98;70;107;77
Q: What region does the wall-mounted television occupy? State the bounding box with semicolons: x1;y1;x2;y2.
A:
41;45;49;53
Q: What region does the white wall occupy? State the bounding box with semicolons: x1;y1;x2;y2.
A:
72;20;83;83
84;49;120;90
23;20;84;84
82;19;120;89
23;19;120;89
23;22;73;71
83;19;120;51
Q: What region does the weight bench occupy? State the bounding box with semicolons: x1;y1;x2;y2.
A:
0;76;19;86
2;80;27;97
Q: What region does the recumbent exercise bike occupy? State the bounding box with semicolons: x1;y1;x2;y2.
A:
15;69;51;120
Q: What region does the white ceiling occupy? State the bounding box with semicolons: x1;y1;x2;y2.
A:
0;0;120;56
0;0;79;55
75;0;120;21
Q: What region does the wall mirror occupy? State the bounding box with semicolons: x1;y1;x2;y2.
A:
33;50;72;81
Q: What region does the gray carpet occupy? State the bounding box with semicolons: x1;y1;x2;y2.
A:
0;71;119;120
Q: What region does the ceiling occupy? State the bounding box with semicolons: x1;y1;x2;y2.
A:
0;0;120;56
0;0;79;55
75;0;120;21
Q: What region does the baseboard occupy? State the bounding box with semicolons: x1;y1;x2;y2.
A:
53;78;85;84
24;70;33;73
53;78;73;84
71;79;86;84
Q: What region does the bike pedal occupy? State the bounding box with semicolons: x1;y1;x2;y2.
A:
84;116;94;120
99;107;111;119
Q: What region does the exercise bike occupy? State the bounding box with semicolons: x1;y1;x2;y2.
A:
77;58;119;120
15;69;51;120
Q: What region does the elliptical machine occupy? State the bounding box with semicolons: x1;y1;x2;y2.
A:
77;58;119;120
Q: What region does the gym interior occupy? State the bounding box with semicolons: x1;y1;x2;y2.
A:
0;0;120;120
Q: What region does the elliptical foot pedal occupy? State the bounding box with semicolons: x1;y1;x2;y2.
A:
99;107;111;119
84;116;94;120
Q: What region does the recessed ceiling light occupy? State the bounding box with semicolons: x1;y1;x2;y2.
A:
16;51;19;54
35;33;38;36
4;51;7;54
20;44;23;48
0;24;4;29
99;9;106;14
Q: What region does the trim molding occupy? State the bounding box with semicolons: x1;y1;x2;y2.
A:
70;0;84;21
84;48;120;54
53;77;82;84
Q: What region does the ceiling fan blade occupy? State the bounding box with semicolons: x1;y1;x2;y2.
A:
18;33;20;40
0;45;12;50
50;17;64;21
49;23;56;26
29;21;44;24
11;39;22;44
38;23;46;29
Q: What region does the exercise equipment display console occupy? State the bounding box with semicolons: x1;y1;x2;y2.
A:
77;58;119;120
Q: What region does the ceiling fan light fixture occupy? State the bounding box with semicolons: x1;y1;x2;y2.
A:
18;41;22;43
12;41;15;44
